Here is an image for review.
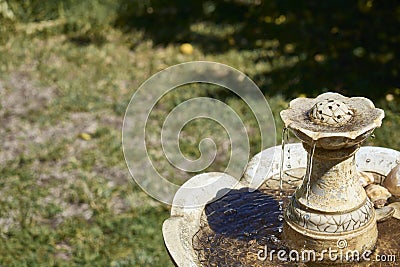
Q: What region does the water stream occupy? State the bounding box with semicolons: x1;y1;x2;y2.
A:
278;127;290;232
305;141;316;204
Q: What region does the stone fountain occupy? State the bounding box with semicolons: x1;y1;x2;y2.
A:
280;93;383;260
162;92;400;266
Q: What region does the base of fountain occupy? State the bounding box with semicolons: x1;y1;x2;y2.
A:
282;213;378;264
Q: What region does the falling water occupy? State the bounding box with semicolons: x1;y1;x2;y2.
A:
279;127;290;199
305;141;316;204
286;145;291;169
277;127;289;233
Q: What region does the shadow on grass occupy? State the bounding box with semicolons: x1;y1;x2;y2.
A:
116;0;400;100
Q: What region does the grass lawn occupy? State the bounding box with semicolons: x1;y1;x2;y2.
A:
0;5;399;266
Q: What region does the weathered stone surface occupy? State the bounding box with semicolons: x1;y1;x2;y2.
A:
359;171;375;187
365;184;392;208
388;202;400;220
375;206;395;222
280;92;384;149
285;197;374;233
383;163;400;197
310;98;353;125
280;93;384;262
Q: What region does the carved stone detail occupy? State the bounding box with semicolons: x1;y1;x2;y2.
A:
310;99;353;126
285;197;374;233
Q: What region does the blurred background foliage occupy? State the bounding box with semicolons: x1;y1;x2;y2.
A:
1;0;399;98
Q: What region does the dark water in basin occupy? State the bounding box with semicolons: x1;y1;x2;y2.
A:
192;186;400;267
192;187;296;267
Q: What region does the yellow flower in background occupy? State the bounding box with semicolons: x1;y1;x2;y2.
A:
79;133;92;141
284;43;295;53
386;94;394;102
180;43;194;55
314;54;326;63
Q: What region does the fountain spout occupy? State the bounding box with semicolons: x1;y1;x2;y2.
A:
280;92;384;262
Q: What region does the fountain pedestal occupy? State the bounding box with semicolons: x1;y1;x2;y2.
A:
280;93;384;262
283;145;377;260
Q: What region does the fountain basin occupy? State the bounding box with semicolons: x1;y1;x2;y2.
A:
162;144;400;266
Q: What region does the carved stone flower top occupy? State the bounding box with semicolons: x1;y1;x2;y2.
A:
310;99;353;125
280;92;384;148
